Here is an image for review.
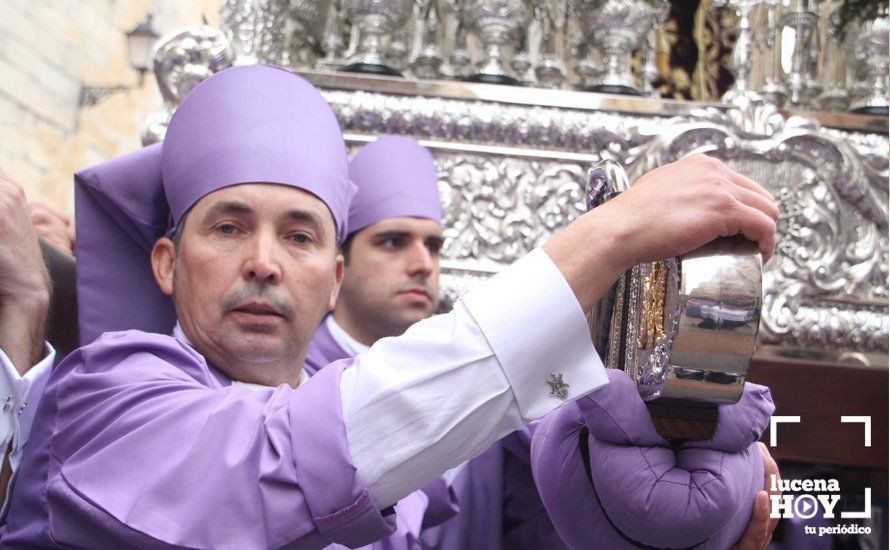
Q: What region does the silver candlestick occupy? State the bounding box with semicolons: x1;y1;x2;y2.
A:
639;28;659;97
341;0;414;76
802;13;824;107
220;0;289;66
287;0;332;69
817;5;850;112
573;0;669;96
444;0;472;78
849;16;889;115
464;0;532;85
718;0;766;104
411;0;445;79
574;42;605;90
640;3;668;98
532;0;568;89
317;0;348;71
511;26;534;85
387;28;410;72
781;1;818;109
759;0;787;106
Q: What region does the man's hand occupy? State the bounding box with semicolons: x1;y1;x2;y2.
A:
30;201;76;256
734;443;782;550
0;168;51;373
544;155;779;311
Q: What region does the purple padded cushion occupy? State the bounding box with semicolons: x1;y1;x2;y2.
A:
531;370;774;549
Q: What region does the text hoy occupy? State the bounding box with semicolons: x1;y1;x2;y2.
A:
769;476;871;520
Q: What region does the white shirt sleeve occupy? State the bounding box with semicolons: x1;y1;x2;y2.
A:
0;342;54;475
340;248;609;508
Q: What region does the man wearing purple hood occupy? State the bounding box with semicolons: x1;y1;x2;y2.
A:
303;136;453;546
304;135;446;377
3;65;780;548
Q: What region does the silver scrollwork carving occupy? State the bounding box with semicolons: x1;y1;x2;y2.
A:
141;26;235;146
144;25;887;356
221;0;289;66
330;87;888;354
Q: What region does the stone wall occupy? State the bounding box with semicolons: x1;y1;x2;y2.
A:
0;0;219;213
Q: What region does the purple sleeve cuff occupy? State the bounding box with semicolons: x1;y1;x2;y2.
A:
289;359;397;546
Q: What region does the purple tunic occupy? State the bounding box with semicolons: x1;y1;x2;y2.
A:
3;331;395;548
420;426;569;550
304;318;460;550
303;318;345;377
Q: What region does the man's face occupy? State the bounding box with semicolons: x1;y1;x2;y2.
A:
151;183;343;387
335;217;443;344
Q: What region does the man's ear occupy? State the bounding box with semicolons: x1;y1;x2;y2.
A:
327;252;344;312
151;237;176;297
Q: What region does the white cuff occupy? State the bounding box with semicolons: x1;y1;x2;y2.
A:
0;342;54;457
462;248;609;421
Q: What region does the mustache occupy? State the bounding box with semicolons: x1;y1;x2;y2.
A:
221;283;295;319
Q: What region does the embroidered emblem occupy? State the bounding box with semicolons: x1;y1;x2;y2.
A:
546;373;569;400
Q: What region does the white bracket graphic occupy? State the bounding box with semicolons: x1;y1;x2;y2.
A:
769;416;801;447
841;416;872;447
841;488;872;519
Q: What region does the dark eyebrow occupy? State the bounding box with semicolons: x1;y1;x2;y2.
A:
373;231;445;246
372;230;411;241
204;201;254;219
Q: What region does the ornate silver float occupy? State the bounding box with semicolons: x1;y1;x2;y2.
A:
142;25;889;368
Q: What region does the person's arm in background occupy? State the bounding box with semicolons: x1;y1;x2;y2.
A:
25;200;79;359
0;170;51;373
0;169;55;502
29;202;75;257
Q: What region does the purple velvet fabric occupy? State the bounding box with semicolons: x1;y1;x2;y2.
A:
304;316;460;547
501;427;569;550
303;316;345;377
419;425;570;550
74;65;354;347
419;446;505;550
347;136;443;236
3;330;395;548
531;370;774;550
74;144;174;345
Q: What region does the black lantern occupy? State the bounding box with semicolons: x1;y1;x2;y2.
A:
126;14;162;85
79;14;162;107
